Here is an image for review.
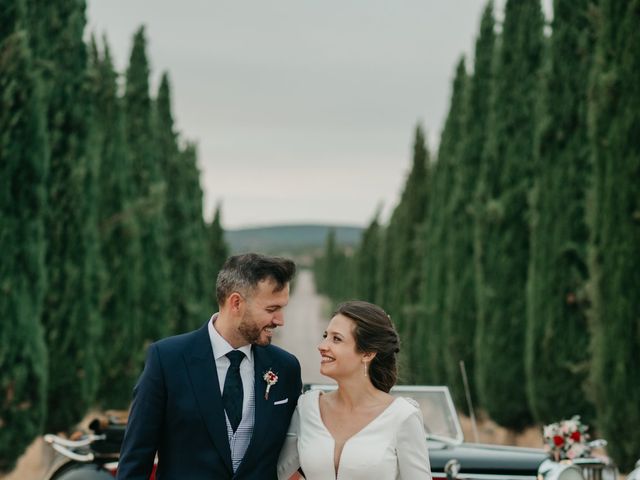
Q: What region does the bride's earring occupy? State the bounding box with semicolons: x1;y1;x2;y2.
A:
364;361;368;377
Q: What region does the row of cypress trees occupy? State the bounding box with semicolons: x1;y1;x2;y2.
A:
0;0;228;472
315;0;639;471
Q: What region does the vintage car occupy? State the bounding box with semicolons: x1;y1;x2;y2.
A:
306;384;619;480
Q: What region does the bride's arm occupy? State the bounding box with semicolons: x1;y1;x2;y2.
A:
397;408;432;479
277;406;301;480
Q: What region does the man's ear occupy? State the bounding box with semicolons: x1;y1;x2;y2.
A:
228;292;243;313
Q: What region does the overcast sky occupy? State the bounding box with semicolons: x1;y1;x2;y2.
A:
87;1;551;229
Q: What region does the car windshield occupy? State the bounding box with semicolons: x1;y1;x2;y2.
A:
307;384;464;444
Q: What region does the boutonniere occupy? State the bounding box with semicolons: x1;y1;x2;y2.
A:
263;370;278;400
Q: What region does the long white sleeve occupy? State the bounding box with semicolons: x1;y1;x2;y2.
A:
277;406;301;480
396;408;432;479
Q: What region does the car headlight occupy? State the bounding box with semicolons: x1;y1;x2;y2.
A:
627;460;640;480
539;460;585;480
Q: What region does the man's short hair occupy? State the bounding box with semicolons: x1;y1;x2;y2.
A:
216;253;296;306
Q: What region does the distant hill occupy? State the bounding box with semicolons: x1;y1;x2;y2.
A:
224;224;363;257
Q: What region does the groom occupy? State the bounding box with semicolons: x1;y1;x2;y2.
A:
117;253;302;479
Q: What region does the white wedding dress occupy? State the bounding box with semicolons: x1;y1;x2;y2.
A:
277;390;432;480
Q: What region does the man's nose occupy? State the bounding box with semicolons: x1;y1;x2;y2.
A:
272;311;284;326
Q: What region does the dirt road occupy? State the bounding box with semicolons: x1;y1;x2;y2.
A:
273;268;333;385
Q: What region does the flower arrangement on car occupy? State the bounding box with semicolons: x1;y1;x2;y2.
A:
543;415;591;461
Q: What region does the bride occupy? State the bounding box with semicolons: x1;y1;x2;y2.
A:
278;300;432;479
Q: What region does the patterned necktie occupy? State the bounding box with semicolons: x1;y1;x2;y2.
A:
223;350;245;433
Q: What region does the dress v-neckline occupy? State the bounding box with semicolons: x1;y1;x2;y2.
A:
315;391;400;479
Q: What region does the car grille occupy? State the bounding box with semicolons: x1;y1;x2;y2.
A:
577;460;617;480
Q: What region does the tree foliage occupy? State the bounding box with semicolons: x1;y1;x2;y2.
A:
443;4;495;409
587;0;640;470
208;205;229;312
474;0;544;430
525;0;595;424
0;13;48;470
90;38;144;410
125;27;171;346
35;0;102;432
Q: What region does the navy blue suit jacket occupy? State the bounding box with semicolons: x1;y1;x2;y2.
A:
117;322;302;480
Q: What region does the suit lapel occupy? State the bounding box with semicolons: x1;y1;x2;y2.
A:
184;323;233;475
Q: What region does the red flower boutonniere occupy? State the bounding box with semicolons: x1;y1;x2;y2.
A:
263;370;278;400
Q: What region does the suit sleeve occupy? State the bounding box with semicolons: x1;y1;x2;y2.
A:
293;356;303;403
116;343;166;480
397;408;432;480
277;354;302;479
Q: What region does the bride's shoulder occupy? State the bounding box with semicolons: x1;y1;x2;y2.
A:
296;388;322;410
393;396;423;420
398;396;419;409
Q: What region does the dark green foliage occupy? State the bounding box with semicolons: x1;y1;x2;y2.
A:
158;73;193;332
314;229;353;303
386;127;430;383
375;225;395;309
36;0;102;432
125;27;171;344
388;126;430;317
420;61;467;387
474;0;543;430
167;142;210;332
525;0;595;424
353;212;381;303
181;144;211;324
208;205;229;312
0;26;48;471
444;4;495;409
90;38;144;409
587;0;640;470
0;0;23;41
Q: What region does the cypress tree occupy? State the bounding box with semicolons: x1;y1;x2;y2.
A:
353;212;381;303
0;10;48;469
375;224;395;309
444;4;495;409
474;0;543;430
90;38;144;409
169;141;210;332
388;126;430;317
208;204;229;312
382;126;429;383
125;27;171;345
420;61;467;388
184;144;211;324
156;72;188;332
315;229;352;303
587;0;640;470
35;0;102;432
525;0;595;424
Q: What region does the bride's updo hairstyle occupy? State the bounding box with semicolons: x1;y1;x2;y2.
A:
333;300;400;393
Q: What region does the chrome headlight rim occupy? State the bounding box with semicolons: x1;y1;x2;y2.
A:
538;459;585;480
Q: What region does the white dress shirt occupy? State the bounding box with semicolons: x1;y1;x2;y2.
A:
277;390;432;480
208;314;255;472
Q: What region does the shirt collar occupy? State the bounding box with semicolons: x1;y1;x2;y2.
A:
208;313;253;363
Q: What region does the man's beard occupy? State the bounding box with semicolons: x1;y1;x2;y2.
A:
238;311;272;346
